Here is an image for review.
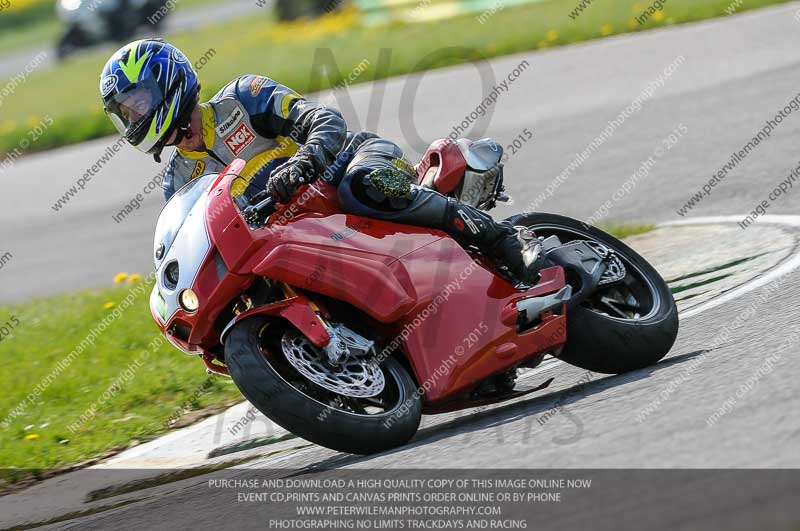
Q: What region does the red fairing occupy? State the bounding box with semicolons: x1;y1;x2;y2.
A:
166;158;567;410
251;215;447;323
416;138;468;195
389;239;566;405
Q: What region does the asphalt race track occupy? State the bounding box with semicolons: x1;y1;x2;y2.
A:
2;3;800;529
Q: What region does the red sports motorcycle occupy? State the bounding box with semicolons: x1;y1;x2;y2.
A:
149;138;678;454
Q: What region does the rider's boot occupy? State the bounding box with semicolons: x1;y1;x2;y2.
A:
402;185;544;282
442;198;544;283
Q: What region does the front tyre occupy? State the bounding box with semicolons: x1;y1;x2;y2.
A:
225;316;421;454
508;213;678;374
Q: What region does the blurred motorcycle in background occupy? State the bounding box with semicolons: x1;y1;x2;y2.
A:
275;0;344;21
55;0;168;60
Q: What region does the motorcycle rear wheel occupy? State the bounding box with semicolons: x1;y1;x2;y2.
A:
226;316;421;454
507;212;679;374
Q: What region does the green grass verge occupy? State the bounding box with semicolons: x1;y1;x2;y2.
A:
0;0;794;158
0;1;54;33
0;277;242;486
601;224;656;239
0;17;61;53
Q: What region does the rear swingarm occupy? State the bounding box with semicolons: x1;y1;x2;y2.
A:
541;237;613;308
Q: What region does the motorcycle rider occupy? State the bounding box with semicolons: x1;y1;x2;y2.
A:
99;39;543;281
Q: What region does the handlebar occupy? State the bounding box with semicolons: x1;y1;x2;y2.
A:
243;195;278;225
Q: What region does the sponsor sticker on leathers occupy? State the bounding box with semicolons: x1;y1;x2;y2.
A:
191;160;207;179
250;76;268;97
225;123;256;157
216;107;244;137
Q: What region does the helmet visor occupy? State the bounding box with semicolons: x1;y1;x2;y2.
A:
105;76;168;149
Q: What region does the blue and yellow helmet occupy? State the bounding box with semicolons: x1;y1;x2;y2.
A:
100;39;200;159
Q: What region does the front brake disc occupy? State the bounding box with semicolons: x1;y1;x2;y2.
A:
281;332;385;398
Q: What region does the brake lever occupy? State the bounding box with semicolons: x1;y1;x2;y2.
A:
244;196;278;225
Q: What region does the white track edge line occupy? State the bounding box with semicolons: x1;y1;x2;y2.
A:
522;215;800;378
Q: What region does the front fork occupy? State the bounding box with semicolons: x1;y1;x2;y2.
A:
214;281;371;376
211;282;333;376
280;283;376;365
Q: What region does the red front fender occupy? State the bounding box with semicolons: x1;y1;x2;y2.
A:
220;295;331;348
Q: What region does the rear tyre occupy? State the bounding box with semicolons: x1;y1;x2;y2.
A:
226;316;421;454
508;213;678;374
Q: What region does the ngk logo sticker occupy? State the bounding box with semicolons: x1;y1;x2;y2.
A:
224;123;256;157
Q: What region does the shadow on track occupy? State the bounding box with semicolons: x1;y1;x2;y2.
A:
287;349;711;474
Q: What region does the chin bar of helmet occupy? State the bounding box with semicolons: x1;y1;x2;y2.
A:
152;122;192;163
152;86;200;163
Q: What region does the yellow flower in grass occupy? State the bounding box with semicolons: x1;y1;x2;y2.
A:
652;11;665;22
24;434;40;441
0;121;17;135
104;302;116;310
27;116;41;129
113;272;128;283
269;8;358;44
538;40;550;49
546;29;559;42
628;18;639;29
601;24;614;36
632;3;643;11
128;273;142;283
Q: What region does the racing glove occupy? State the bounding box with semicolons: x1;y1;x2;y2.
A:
267;151;317;203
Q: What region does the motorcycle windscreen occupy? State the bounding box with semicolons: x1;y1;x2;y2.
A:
153;172;217;269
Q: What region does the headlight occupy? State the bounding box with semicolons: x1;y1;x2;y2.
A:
179;289;199;312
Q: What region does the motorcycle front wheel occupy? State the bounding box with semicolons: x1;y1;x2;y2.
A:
508;212;679;374
226;316;421;454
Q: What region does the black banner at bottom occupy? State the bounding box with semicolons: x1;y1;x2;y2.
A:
2;469;799;530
